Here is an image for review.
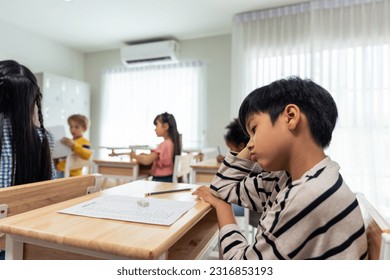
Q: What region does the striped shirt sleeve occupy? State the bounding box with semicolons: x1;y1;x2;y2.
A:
210;152;290;212
212;154;368;260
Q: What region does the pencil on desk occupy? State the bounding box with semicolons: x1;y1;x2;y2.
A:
145;188;193;196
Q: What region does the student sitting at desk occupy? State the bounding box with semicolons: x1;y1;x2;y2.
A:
194;76;367;259
130;112;181;182
0;59;56;189
217;118;249;218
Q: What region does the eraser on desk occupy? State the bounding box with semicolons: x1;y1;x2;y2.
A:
137;200;149;207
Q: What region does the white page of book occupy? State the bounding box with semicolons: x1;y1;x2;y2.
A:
58;195;195;226
47;125;72;158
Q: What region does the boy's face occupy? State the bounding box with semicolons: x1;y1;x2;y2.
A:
69;120;85;139
245;112;292;171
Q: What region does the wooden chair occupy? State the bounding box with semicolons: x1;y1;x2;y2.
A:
356;192;390;259
0;174;104;251
172;154;193;183
64;151;94;177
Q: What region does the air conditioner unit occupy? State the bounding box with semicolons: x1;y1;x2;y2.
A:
120;40;179;67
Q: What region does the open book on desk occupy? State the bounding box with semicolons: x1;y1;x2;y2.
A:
58;195;195;226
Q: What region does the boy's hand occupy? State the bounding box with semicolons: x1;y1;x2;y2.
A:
193;186;221;207
237;146;251;160
193;186;236;227
216;155;224;163
129;151;137;159
61;137;74;149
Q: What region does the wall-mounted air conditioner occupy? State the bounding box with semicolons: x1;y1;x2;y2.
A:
120;40;179;67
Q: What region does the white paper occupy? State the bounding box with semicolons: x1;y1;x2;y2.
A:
47;125;72;158
58;195;195;226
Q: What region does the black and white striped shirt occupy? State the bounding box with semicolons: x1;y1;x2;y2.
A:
211;153;368;260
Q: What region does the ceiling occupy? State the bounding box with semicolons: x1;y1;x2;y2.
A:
0;0;309;53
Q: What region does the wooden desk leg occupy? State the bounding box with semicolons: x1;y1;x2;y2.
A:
133;164;139;181
381;233;390;259
190;170;196;184
5;235;24;260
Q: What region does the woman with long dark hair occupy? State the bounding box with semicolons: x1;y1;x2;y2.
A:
0;60;55;188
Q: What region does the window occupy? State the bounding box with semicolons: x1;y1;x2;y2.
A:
232;0;390;219
100;61;205;148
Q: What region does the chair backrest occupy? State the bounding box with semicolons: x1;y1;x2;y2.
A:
356;192;390;260
0;174;103;249
64;151;94;177
172;154;193;183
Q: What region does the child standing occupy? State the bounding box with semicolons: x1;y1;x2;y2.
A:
130;112;181;182
56;114;92;177
194;76;368;259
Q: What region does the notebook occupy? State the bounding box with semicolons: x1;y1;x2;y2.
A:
47;125;72;158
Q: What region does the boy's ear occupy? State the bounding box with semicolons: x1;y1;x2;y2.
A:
283;104;301;130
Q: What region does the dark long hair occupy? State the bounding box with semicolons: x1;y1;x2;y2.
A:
153;112;181;160
0;60;52;185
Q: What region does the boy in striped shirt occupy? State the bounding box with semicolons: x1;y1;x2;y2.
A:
194;76;368;259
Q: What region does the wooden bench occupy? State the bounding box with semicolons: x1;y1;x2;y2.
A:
356;192;390;259
0;174;104;251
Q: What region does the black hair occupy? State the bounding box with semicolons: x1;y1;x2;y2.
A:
238;76;338;148
153;112;182;159
0;59;52;185
224;118;249;147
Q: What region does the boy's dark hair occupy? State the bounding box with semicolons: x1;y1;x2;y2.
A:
224;118;249;147
68;114;89;131
154;112;182;159
238;76;338;148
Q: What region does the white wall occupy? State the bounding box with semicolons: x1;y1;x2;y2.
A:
84;35;233;154
0;19;84;80
0;18;234;154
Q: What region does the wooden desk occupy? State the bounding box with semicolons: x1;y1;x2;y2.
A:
0;181;218;260
183;147;218;162
190;159;221;184
93;158;151;182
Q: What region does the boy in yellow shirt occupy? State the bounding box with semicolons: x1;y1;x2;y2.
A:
56;114;92;177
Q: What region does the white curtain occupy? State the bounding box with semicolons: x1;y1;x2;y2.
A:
100;61;205;148
231;0;390;219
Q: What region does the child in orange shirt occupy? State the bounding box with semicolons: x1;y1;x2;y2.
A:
56;114;92;177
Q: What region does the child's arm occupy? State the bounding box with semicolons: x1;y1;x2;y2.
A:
61;137;92;159
72;142;92;159
130;151;157;166
193;186;236;228
211;148;287;212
